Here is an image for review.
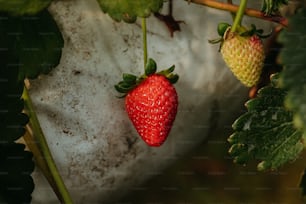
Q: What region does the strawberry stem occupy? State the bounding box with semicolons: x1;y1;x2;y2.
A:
231;0;248;33
142;17;148;70
22;86;73;204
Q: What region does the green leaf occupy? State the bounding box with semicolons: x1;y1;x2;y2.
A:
0;9;64;80
97;0;164;23
0;56;27;144
0;26;34;203
278;8;306;136
228;74;304;171
261;0;288;15
0;0;52;16
0;143;34;204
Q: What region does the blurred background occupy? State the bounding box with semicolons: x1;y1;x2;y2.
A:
119;112;306;204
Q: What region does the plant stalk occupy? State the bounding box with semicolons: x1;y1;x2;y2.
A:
23;127;61;198
231;0;248;32
22;86;73;204
142;17;148;70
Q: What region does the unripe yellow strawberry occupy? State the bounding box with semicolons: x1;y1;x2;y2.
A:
220;29;265;87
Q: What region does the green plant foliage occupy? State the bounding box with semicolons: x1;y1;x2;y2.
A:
0;52;27;144
97;0;164;23
261;0;288;15
0;9;64;80
228;74;304;171
0;0;52;16
0;7;63;203
278;8;306;136
0;143;34;204
0;87;28;144
0;44;34;202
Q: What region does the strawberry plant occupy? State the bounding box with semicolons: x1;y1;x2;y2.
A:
1;0;306;203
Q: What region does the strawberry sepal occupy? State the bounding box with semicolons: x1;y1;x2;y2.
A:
115;58;179;95
122;73;137;84
145;58;157;75
217;22;231;36
240;24;272;38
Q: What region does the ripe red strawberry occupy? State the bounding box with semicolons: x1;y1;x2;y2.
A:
125;74;178;146
115;59;179;147
220;28;265;87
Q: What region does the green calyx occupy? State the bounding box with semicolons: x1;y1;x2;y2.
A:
208;22;231;44
239;24;272;38
218;22;231;37
115;58;179;94
209;23;271;45
145;58;157;75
